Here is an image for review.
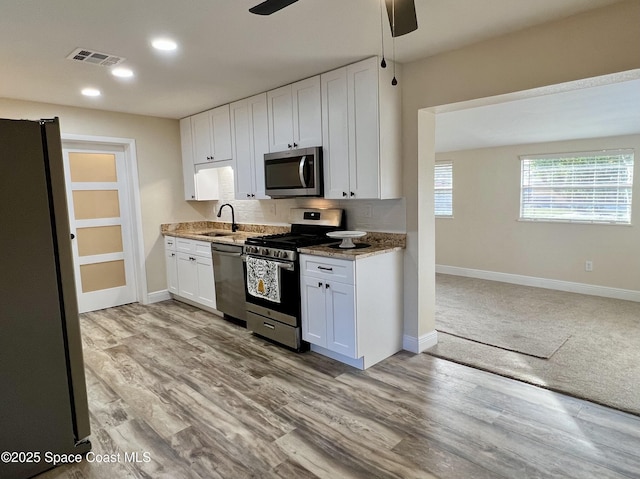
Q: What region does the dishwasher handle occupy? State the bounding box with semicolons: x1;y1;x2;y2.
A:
212;249;243;257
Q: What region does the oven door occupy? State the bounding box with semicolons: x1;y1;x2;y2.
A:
264;147;322;198
243;256;300;326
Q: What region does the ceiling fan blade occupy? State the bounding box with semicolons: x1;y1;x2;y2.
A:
385;0;418;37
249;0;299;15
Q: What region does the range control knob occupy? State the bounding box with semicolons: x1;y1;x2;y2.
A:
261;248;270;256
280;251;288;260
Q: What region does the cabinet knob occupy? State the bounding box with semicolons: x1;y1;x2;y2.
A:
251;194;255;197
342;192;347;197
293;142;298;148
247;193;251;198
171;253;175;257
191;195;195;199
350;191;355;197
325;283;330;289
189;256;196;261
288;143;292;149
318;282;322;287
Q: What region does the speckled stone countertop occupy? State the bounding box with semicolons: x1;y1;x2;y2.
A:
160;221;288;245
161;222;406;257
298;232;406;260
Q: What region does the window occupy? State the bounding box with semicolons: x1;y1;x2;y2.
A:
435;161;453;217
520;149;634;224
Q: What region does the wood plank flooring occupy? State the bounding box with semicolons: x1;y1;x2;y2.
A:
36;300;640;479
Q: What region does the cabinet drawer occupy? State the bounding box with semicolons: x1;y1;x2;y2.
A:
164;236;177;250
300;255;354;285
176;238;212;258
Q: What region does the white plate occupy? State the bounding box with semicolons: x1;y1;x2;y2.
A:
326;231;367;248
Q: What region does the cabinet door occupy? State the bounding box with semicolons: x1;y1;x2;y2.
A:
348;59;380;199
292;76;322;149
301;276;327;348
267;84;294;152
231;99;253;199
326;280;357;358
321;68;350;200
191;111;213;164
195;255;216;309
165;249;179;294
180;117;197;200
176;252;197;300
248;93;270;199
210;104;232;161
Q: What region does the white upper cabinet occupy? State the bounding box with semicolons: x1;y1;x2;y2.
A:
180;117;221;201
180;117;197;201
231;93;270;199
321;57;402;200
267;76;322;152
190;105;232;164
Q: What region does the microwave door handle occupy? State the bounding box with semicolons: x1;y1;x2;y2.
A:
298;155;308;188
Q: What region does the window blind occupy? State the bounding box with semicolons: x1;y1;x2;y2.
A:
435;161;453;217
520;149;634;224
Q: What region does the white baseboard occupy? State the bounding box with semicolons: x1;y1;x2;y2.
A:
403;330;438;354
146;290;172;304
436;265;640;302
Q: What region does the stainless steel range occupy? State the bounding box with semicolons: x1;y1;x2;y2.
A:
243;208;345;350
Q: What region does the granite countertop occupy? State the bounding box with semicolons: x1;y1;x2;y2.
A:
298;232;406;260
160;221;288;245
161;222;406;258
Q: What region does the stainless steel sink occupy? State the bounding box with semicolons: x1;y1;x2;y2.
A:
200;231;233;237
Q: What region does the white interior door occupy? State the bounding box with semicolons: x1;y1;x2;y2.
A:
62;144;137;313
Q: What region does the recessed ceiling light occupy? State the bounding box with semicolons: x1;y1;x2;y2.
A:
81;88;101;97
152;38;177;51
111;67;134;78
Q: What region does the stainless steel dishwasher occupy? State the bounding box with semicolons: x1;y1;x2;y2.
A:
211;243;247;321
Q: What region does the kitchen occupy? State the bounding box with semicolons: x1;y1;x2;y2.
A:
1;1;639;478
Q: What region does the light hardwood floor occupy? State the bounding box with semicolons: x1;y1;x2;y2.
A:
37;300;640;479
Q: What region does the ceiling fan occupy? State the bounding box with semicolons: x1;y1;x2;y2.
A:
249;0;418;37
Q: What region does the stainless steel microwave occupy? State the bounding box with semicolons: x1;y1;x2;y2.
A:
264;146;323;198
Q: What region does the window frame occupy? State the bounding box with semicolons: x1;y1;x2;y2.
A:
435;160;453;218
519;149;634;225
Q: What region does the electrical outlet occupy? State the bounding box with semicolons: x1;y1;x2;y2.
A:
362;204;373;218
585;260;593;272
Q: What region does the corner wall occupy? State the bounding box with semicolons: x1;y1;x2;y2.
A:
436;134;640;292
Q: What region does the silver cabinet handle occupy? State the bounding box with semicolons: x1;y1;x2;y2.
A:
263;322;275;330
298;155;308;188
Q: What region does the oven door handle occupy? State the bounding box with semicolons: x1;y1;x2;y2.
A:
244;255;295;271
298;155;308;188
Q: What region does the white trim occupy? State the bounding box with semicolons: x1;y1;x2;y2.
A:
61;134;148;304
403;330;438;353
147;290;172;303
436;265;640;302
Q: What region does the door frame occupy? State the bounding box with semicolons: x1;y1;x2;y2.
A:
61;134;148;305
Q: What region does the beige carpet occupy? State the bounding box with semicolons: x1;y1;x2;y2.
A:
429;274;640;416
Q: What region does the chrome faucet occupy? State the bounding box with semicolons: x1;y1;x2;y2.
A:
216;203;238;232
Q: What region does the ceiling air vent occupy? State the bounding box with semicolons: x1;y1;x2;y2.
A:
66;48;125;67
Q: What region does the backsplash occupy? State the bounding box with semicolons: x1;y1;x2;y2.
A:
203;166;406;232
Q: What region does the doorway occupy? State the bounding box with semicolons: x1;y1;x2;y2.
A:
62;136;146;313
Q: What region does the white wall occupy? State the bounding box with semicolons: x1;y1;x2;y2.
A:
436;134;640;291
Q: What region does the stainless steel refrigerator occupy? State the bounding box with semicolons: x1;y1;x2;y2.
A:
0;118;91;478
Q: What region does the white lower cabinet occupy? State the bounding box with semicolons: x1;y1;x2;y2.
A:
300;251;403;369
165;236;216;310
